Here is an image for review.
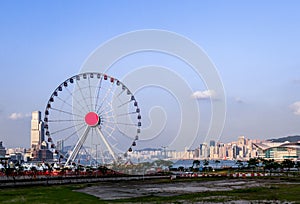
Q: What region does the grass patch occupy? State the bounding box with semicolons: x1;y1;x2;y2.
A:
0;179;299;203
109;184;300;203
0;184;103;204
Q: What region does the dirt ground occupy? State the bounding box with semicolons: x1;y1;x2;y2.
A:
76;178;296;202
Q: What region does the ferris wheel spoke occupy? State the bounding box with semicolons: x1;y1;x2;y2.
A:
117;100;132;108
55;96;86;116
99;102;114;116
101;115;115;121
65;87;89;114
50;107;83;118
65;125;90;166
96;82;114;114
51;121;86;135
100;90;136;116
100;118;114;124
116;88;125;97
88;75;94;111
100;107;114;116
76;79;91;112
98;102;113;117
103;124;115;131
102;127;117;142
104;120;138;127
95;126;117;163
63;123;87;142
115;112;138;117
48;119;83;122
94;76;103;111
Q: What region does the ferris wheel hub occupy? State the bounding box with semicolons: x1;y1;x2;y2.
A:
85;112;100;127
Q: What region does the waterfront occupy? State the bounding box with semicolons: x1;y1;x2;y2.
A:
171;159;241;170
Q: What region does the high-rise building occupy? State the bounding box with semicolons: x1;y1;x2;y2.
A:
209;140;216;147
57;140;64;152
238;136;246;146
201;143;208;159
30;111;44;148
30;111;53;161
0;141;6;157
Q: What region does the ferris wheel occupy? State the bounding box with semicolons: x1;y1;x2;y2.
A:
44;72;141;167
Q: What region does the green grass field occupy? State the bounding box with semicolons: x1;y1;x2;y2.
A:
0;178;299;203
110;184;300;203
0;184;102;204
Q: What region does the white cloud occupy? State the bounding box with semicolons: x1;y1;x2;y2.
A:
191;90;216;100
8;112;31;120
290;101;300;115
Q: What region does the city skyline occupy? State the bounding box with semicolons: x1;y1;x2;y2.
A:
3;132;299;163
1;1;300;148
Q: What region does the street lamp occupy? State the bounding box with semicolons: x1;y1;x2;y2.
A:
161;146;168;159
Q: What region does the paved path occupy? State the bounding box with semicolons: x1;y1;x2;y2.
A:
76;178;280;200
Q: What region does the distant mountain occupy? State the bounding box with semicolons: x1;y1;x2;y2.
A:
136;147;163;152
268;135;300;143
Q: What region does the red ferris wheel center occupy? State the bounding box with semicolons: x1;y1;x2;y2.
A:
85;112;100;127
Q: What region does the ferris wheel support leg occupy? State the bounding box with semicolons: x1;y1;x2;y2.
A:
65;126;91;167
96;126;117;163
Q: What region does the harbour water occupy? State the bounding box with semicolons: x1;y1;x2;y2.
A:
171;159;246;170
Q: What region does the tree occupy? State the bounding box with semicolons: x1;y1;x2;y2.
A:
5;166;15;178
281;159;294;172
30;166;38;179
152;159;173;167
178;166;185;172
203;159;209;166
236;160;243;169
215;160;221;169
97;165;108;175
247;158;259;170
16;165;24;177
203;159;210;172
263;159;281;176
192;160;200;171
295;161;300;169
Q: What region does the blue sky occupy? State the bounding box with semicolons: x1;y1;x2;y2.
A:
1;1;300;148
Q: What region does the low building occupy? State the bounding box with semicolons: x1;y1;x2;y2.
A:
253;142;300;161
31;149;53;162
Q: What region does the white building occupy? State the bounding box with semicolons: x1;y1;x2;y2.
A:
30;111;44;148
